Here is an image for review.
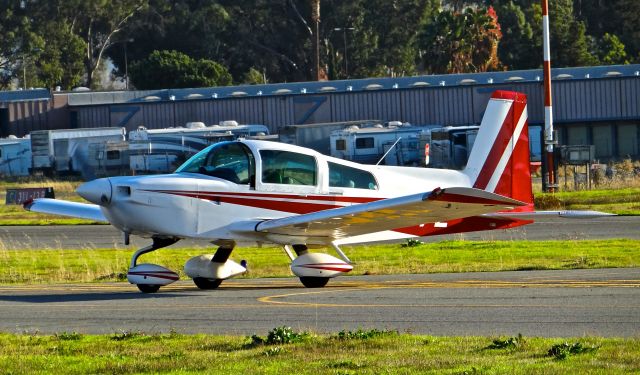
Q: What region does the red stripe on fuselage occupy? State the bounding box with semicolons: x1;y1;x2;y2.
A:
147;189;381;214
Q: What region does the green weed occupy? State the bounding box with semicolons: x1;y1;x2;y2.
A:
335;328;398;340
54;332;82;341
486;334;525;350
547;341;599;360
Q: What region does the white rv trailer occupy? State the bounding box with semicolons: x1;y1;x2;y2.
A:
128;121;269;173
0;136;32;177
279;120;378;155
329;122;436;165
30;127;126;177
427;125;480;169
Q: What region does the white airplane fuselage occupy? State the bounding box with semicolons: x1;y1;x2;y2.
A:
91;139;471;244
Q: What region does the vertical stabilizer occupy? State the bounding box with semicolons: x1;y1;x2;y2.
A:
463;91;533;211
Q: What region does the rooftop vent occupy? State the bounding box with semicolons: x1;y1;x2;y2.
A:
230;91;248;97
143;95;161;101
505;76;524;82
273;89;292;94
185;93;203;99
555;74;573;79
604;71;622;77
319;86;337;92
459;78;477;85
411;81;430;87
364;83;383;90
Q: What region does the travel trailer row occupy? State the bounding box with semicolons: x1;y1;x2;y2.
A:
0;121;270;179
0;119;521;179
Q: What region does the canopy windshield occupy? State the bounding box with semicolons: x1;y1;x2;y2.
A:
175;142;255;184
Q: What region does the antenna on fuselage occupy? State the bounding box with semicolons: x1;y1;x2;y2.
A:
375;137;402;165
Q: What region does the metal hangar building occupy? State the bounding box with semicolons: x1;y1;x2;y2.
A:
1;64;639;162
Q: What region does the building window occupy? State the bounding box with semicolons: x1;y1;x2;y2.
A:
328;162;378;190
567;126;588;145
592;125;612;159
106;150;120;160
618;123;639;157
355;137;374;149
261;150;317;186
335;139;346;151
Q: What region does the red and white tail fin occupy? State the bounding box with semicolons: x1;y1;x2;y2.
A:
463;90;533;211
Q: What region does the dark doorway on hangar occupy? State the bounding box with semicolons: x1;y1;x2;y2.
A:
0;108;10;137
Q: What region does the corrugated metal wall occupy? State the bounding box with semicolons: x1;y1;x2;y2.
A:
0;99;51;136
67;77;639;133
3;76;639;138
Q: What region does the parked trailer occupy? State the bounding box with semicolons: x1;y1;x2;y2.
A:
279;120;379;155
88;141;130;177
427;126;480;169
0;136;32;177
128;121;269;173
30;127;126;177
329;122;435;165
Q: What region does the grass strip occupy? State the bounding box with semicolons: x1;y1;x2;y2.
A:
0;332;638;374
535;188;640;215
1;239;638;284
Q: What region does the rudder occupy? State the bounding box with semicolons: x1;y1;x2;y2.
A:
463;90;533;211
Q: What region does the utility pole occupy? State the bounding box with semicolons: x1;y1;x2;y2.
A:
311;0;320;81
334;27;355;78
542;0;557;192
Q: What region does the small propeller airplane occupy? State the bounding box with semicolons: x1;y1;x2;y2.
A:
24;90;609;293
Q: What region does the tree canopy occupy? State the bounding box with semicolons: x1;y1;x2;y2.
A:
0;0;636;90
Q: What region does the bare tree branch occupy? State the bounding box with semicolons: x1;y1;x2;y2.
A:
288;0;312;36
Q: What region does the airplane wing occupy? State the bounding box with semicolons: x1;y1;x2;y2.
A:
24;198;108;222
237;187;525;241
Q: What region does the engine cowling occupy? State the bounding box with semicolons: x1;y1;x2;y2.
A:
127;263;179;286
290;253;353;278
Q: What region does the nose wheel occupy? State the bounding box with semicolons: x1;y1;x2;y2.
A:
136;284;161;293
193;277;223;290
299;277;329;288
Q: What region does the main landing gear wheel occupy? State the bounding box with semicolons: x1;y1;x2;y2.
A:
299;277;330;288
137;284;161;293
193;277;223;290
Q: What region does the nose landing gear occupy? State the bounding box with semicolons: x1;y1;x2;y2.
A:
127;237;180;293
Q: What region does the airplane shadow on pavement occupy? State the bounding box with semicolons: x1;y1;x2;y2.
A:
0;292;191;303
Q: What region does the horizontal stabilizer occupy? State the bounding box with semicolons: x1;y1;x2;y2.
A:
247;187;525;241
489;210;616;220
24;198;107;222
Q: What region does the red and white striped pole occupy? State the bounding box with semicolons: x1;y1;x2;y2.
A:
542;0;556;192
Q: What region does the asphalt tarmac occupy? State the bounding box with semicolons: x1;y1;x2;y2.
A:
0;268;638;337
1;216;639;250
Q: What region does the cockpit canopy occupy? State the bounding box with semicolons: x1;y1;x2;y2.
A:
175;142;254;184
176;141;378;190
